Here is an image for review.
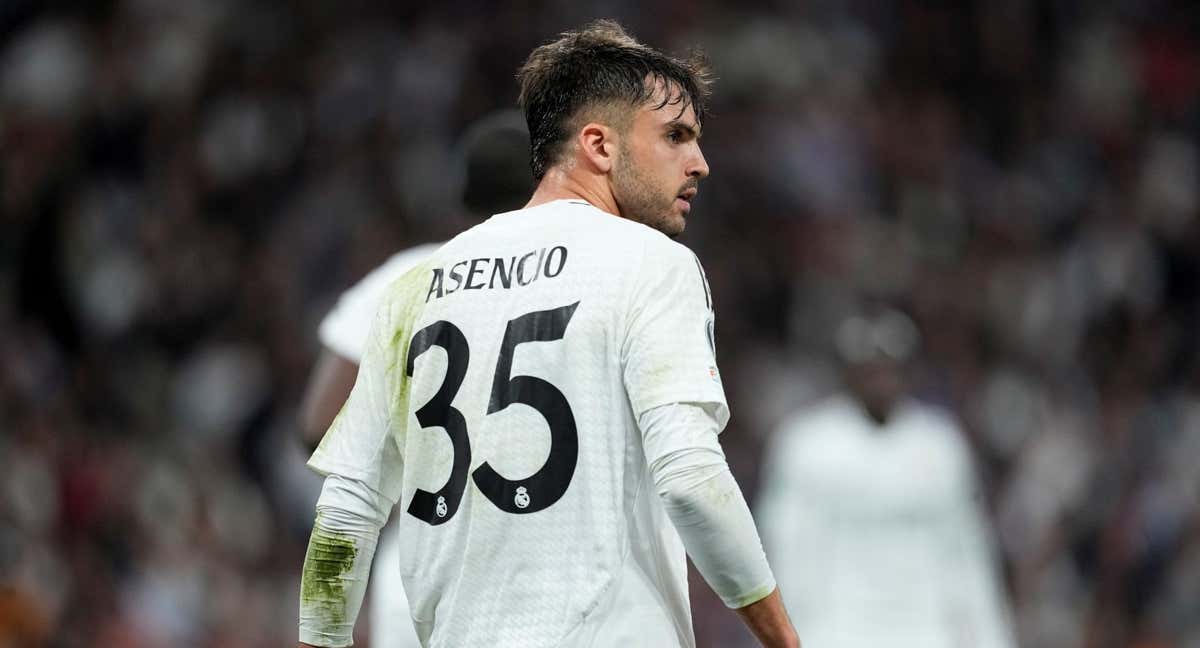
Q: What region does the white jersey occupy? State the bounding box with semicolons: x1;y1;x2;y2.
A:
319;244;444;648
310;199;727;648
756;395;1016;648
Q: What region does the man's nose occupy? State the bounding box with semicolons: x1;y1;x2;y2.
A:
688;146;710;179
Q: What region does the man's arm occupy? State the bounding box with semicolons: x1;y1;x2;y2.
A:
619;242;799;646
298;475;389;647
299;264;427;646
641;403;800;648
300;350;360;451
735;589;800;648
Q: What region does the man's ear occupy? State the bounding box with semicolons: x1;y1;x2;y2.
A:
578;122;617;174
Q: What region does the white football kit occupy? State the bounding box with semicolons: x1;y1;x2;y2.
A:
756;395;1016;648
306;200;773;647
319;243;443;648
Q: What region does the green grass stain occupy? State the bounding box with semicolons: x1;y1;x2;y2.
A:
300;521;359;627
315;262;432;459
381;262;432;422
302;263;435;627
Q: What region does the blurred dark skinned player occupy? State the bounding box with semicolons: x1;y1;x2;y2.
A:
757;310;1015;648
299;20;797;648
842;315;908;426
299;110;532;648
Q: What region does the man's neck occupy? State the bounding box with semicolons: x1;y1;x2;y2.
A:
526;167;620;217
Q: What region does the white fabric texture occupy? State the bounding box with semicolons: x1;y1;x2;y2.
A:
299;474;389;647
756;395;1017;648
369;520;423;648
307;200;731;647
641;402;776;608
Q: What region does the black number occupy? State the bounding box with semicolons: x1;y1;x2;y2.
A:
404;321;472;525
474;302;580;514
404;303;580;525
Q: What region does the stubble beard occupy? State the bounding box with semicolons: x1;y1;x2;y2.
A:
612;152;683;238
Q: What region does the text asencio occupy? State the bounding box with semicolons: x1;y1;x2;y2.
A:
426;245;569;302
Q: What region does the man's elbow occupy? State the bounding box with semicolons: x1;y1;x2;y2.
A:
655;464;738;527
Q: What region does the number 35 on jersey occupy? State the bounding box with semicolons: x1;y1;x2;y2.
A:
404;301;581;525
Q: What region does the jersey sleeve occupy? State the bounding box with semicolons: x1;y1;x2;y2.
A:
621;239;729;428
308;265;430;505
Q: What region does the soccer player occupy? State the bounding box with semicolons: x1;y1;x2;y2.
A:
299;20;799;648
756;310;1015;648
299;110;532;648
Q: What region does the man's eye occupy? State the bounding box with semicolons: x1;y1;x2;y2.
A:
667;130;681;142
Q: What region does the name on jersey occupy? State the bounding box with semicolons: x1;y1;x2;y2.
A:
426;245;568;302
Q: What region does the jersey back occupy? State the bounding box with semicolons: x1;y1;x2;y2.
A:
311;199;728;647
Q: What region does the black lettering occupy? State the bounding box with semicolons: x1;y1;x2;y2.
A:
426;268;445;302
544;246;568;278
447;261;468;293
490;256;515;289
533;248;544;282
516;250;540;286
465;258;488;290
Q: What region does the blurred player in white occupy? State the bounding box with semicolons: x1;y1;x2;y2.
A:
298;20;798;648
299;111;532;648
756;309;1015;648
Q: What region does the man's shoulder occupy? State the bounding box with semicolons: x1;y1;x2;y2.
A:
897;399;964;437
449;200;699;270
763;396;861;472
774;395;863;445
589;214;702;276
895;399;972;456
565;204;694;258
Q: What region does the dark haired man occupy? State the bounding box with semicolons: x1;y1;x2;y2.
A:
299;20;798;648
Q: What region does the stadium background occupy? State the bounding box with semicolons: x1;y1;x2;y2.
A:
3;1;1199;646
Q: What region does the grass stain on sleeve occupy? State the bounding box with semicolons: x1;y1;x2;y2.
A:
300;524;359;627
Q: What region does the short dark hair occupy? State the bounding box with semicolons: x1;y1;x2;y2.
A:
460;109;531;215
517;20;712;181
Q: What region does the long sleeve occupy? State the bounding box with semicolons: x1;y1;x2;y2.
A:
640;402;777;608
299;475;392;647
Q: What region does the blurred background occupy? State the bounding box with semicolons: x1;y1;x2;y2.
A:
2;0;1199;646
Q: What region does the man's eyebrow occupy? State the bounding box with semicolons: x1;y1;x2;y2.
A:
665;120;701;139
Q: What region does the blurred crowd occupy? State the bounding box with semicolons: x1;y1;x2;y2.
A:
2;1;1198;647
